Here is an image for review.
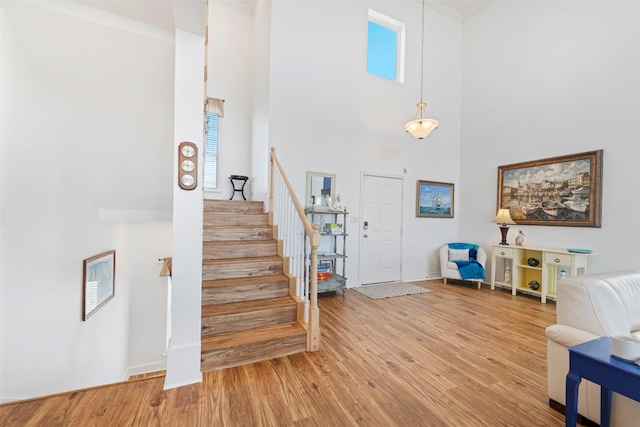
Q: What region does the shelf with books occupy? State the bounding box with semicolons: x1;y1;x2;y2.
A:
305;207;348;295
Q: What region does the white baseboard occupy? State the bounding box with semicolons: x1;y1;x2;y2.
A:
164;342;202;390
125;360;167;379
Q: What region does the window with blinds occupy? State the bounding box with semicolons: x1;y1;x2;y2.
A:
204;112;219;190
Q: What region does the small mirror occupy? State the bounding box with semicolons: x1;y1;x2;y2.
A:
306;171;336;207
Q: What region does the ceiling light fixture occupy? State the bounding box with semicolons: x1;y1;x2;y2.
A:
405;0;439;139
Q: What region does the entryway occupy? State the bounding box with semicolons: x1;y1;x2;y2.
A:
360;174;403;284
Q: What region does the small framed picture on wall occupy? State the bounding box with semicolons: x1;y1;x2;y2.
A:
416;180;454;218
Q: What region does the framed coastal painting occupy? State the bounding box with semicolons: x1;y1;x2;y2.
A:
497;150;603;227
82;250;116;320
416;180;454;218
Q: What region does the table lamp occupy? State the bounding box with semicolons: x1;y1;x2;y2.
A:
492;208;515;245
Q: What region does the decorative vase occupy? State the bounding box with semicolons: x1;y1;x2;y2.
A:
559;268;567;280
527;257;540;267
515;230;525;247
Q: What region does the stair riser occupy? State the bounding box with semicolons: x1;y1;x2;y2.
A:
202;260;283;281
201;306;298;338
203;227;273;241
204;200;264;214
201;335;307;372
203;214;269;228
202;282;289;305
203;242;278;260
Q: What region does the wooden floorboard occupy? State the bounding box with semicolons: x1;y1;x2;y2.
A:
0;280;565;426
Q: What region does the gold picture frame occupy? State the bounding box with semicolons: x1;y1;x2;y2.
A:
416;180;454;218
497;150;603;227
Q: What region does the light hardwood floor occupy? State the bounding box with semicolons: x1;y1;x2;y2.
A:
0;280;565;426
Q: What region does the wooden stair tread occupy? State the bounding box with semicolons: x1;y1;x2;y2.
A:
203;224;272;230
204;200;263;209
202;274;289;289
203;212;266;217
201;322;306;352
202;255;282;266
202;296;295;317
202;239;277;246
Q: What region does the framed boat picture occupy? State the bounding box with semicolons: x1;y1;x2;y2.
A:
497;150;603;227
416;180;454;218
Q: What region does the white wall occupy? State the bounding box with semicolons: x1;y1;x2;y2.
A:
0;4;7;399
267;0;463;284
251;0;273;205
206;3;254;200
459;1;640;274
0;2;175;400
127;222;172;375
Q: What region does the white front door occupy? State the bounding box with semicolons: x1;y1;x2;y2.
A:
360;174;403;284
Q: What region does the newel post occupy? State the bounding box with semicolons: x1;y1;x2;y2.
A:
308;224;321;351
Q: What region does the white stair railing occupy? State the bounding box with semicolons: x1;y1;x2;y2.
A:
269;148;320;351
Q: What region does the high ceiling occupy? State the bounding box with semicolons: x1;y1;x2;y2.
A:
428;0;490;22
65;0;489;31
68;0;206;34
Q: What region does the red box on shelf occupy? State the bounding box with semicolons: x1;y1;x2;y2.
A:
317;264;331;281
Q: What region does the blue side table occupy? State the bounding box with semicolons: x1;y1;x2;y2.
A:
566;336;640;427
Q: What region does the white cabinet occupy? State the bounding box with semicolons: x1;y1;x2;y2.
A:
491;245;589;303
305;207;348;295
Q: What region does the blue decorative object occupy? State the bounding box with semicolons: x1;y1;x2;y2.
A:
567;248;593;254
453;261;485;281
560;268;568;279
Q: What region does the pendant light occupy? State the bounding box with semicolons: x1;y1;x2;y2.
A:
405;0;439;139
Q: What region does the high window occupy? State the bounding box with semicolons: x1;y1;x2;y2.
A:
367;10;405;83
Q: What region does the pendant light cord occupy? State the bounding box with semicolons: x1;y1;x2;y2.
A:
420;0;425;105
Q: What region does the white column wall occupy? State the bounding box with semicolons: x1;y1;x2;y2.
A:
164;29;204;390
459;1;640;274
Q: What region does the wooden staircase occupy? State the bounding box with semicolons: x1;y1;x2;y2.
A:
200;199;308;371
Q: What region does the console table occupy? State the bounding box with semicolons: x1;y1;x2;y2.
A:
566;337;640;427
490;245;589;303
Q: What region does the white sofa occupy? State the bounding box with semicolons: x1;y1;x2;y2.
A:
439;244;487;289
545;270;640;426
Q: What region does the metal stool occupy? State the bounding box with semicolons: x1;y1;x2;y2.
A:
229;175;249;200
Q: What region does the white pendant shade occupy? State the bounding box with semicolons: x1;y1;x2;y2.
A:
405;118;439;139
405;102;438;139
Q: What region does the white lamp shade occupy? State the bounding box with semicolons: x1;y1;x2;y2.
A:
405;118;439;139
492;208;516;225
